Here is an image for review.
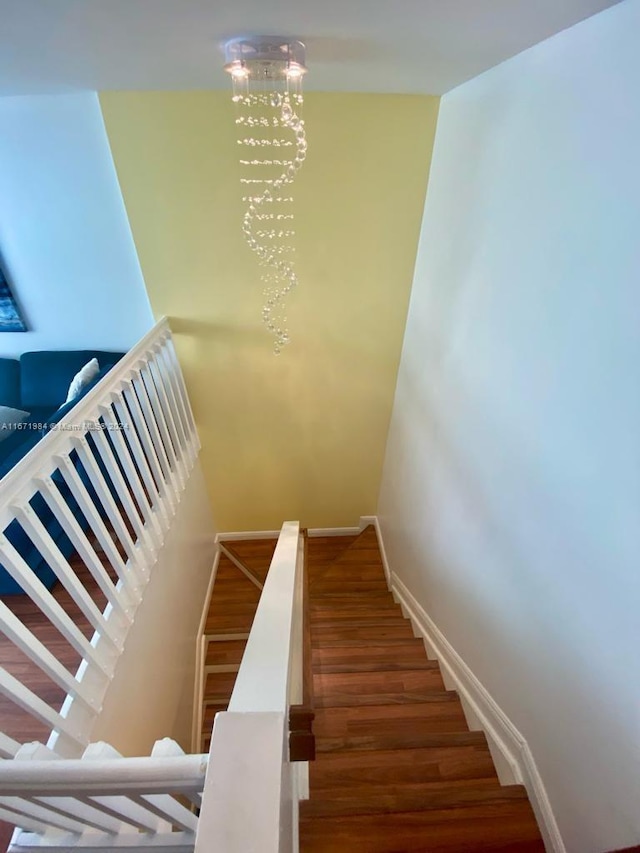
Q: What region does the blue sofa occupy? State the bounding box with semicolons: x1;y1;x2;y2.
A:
0;350;124;594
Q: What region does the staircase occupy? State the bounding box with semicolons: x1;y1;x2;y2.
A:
299;526;546;853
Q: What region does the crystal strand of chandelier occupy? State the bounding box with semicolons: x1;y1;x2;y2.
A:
240;93;307;354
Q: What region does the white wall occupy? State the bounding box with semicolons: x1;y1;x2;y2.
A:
378;2;640;852
0;92;153;357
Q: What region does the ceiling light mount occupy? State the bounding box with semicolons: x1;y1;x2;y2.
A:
224;37;307;83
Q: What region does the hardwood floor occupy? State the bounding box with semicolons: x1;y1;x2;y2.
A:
300;527;545;853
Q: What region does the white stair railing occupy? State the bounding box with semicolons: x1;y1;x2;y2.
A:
0;318;198;760
0;738;206;852
195;521;305;853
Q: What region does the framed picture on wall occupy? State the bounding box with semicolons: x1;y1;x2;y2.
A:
0;264;27;332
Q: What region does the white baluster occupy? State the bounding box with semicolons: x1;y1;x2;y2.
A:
132;368;181;506
68;439;147;588
107;391;170;536
121;377;175;522
35;474;133;627
0;534;114;678
80;429;156;569
147;353;188;486
139;362;185;491
11;503;123;652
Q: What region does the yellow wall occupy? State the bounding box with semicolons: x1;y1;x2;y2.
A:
100;91;439;530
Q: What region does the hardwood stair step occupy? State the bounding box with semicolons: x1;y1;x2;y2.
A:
313;701;470;739
206;639;247;667
310;745;498;789
333;547;383;563
314;669;447;706
309;573;389;596
301;781;529;818
311;591;394;605
207;602;259;616
312;567;387;582
316;730;487;754
205;612;257;633
299;802;544;853
310;595;397;611
311;606;402;623
204;670;238;699
313;660;437;673
311;624;416;645
312;640;428;672
310;615;410;629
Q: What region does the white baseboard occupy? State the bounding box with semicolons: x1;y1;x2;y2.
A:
307;526;362;538
369;518;566;853
360;515;392;585
216;530;281;542
218;523;367;541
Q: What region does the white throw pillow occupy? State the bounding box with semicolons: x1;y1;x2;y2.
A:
0;405;30;443
65;358;100;404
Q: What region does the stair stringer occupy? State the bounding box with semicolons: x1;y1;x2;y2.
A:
367;514;567;853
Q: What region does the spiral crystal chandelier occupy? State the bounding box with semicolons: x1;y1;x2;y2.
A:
224;37;308;354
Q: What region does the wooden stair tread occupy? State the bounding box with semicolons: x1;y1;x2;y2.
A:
204;670;238;696
310;744;498;787
314;671;448;707
316;730;487;753
311;615;411;629
310;580;390;593
315;667;445;693
301;781;529;817
313;641;429;672
313;660;437;673
205;613;257;633
310;598;398;612
311;624;416;645
205;639;247;667
313;702;469;738
299;802;544;853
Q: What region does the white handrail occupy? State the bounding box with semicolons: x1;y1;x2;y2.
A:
0;755;208;795
228;520;300;713
195;520;304;853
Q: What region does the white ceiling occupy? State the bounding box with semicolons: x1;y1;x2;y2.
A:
0;0;622;97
